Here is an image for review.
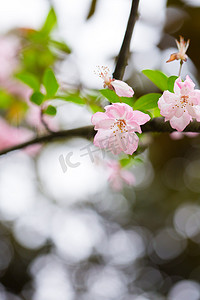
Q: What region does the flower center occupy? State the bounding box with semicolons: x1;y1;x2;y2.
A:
180;95;189;104
110;119;128;137
172;94;191;111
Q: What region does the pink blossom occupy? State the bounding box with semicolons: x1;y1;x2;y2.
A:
96;66;134;97
5;81;57;132
158;75;200;131
91;103;150;155
107;160;135;191
0;36;20;84
0;117;40;155
170;132;199;140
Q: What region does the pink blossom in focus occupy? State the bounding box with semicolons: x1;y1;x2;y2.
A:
96;66;134;97
91;103;150;155
158;75;200;131
107;160;135;191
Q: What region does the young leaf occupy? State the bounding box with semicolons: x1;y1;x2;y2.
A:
43;105;57;116
120;156;134;168
15;72;40;91
120;96;135;106
168;76;178;93
142;69;168;91
57;94;85;105
100;89;120;102
30;91;45;105
89;103;104;113
43;68;59;98
40;7;57;36
0;90;14;109
133;93;162;110
49;40;71;54
149;106;161;118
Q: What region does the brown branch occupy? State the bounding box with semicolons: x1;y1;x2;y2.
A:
1;118;200;157
86;0;98;20
113;0;140;80
0;126;95;156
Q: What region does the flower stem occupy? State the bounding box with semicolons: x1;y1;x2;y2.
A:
40;109;55;134
178;60;183;77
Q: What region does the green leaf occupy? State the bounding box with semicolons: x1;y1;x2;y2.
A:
0;90;14;109
57;94;85;105
49;40;71;54
120;157;133;168
43;68;59;98
43;105;57;116
167;76;178;93
100;89;120;102
133;93;162;110
120;96;135;106
149;106;161;118
89;103;104;113
142;69;168;91
40;7;57;36
30;91;45;105
15;72;40;91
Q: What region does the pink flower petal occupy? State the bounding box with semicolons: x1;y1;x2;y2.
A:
187;105;200;121
111;80;134;97
91;112;109;125
93;129;112;148
123;132;139;155
130;111;150;125
94;118;115;130
174;106;184;118
126;122;141;133
189;90;200;105
121;170;135;185
104;104;123;119
174;77;182;94
106;159;135;191
162;90;178;104
170;112;191;131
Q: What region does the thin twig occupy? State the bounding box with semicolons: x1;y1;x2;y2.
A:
113;0;140;80
178;60;183;77
40;109;55;134
86;0;98;19
1;118;200;157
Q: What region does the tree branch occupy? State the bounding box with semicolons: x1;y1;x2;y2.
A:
1;118;200;157
113;0;140;80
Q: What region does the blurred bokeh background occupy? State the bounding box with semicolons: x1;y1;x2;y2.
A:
1;0;200;299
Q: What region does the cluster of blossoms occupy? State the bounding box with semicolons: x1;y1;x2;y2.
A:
92;67;150;156
91;37;200;190
92;67;149;190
